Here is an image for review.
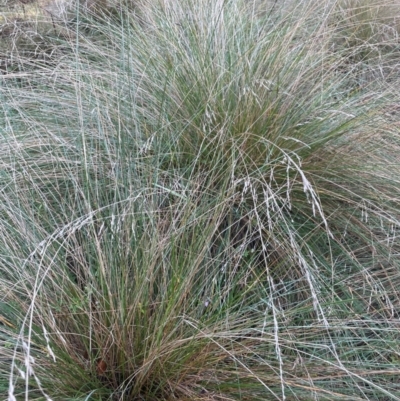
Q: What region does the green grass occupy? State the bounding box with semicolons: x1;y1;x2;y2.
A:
1;0;400;400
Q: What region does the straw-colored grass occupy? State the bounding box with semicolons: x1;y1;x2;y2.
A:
1;0;400;400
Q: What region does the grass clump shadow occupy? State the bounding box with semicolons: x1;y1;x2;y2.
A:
1;0;400;400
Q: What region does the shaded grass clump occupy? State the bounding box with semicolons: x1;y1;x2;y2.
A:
1;0;400;400
330;0;400;89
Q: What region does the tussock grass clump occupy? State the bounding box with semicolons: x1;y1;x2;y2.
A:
1;0;400;400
